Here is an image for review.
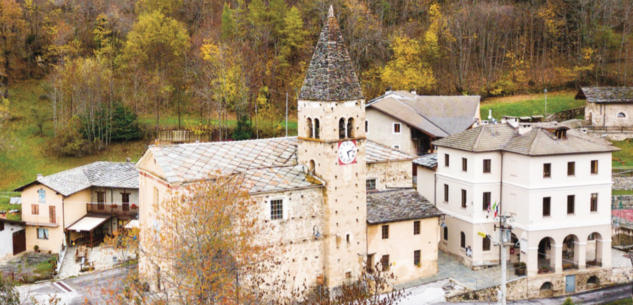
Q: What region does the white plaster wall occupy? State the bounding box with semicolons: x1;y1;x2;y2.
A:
416;166;435;203
366;108;414;155
90;187;139;204
0;223;24;259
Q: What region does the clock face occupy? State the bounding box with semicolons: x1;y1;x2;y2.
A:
338;140;357;165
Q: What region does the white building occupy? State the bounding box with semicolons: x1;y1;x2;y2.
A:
425;120;618;283
0;219;26;259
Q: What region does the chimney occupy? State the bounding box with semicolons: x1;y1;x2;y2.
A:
126;158;131;163
385;86;392;95
37;174;43;179
518;124;532;135
411;89;417;95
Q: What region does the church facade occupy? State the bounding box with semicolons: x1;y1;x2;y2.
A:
135;6;442;293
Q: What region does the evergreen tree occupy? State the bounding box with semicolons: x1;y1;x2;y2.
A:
221;3;235;41
280;6;306;65
110;103;142;141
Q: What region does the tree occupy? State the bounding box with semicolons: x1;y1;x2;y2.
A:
110;103;142;141
103;227;139;264
0;271;20;305
221;3;235;41
279;6;307;66
30;106;49;136
138;172;279;304
381;34;435;92
0;0;26;92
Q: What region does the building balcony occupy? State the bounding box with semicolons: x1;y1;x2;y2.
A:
86;202;138;218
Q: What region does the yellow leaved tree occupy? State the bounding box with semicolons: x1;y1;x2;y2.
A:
381;34;435;92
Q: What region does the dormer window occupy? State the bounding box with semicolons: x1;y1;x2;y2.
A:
554;127;568;139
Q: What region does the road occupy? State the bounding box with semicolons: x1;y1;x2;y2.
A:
449;283;632;305
17;265;133;304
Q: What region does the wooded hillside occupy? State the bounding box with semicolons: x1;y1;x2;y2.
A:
1;0;632;141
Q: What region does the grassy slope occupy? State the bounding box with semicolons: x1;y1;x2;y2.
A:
0;80;147;191
480;90;584;119
139;115;298;130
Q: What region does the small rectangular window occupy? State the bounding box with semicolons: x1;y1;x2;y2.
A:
345;271;352;279
591;193;598;212
445;154;449;167
543;197;551;217
38;189;46;204
393;145;400;150
462;158;468;172
382;225;389;239
591;160;598;174
270;199;283;220
37;228;48;240
365;120;368;133
568;162;575;176
483;237;491;251
543;163;551;178
567;195;575;214
31;204;39;215
443;226;448;241
414;250;421;265
444;184;449;202
461;189;467;208
366;179;376;191
346;234;350;243
393;123;401;134
483;192;491;211
381;255;390;271
122;193;130;204
483;159;491;173
413;221;420;235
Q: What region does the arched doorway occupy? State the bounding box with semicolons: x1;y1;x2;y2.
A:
563;235;579;270
586;232;603;267
538;237;556;273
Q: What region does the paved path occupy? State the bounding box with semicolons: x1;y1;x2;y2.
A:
448;283;632;304
17;265;133;304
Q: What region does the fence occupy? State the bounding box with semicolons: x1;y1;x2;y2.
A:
156;129;220;143
613;168;633;177
578;126;633;134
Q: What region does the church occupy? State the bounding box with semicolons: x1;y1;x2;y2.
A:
135;6;442;291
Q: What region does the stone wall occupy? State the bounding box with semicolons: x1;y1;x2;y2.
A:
614;177;633;190
447;267;633;302
366;161;413;191
547;107;585;122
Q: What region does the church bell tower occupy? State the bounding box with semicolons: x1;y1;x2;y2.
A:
297;6;367;289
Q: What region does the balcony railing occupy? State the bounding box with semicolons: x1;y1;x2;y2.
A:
86;202;139;217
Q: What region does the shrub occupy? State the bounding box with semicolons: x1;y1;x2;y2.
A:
110;103;141;141
231;115;253;140
48;116;92;157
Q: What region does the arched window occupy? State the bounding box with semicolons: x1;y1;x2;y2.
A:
307;118;313;138
314;119;320;139
339;118;346;139
540;282;553;291
308;160;316;173
347;118;354;138
365;120;368;133
443;227;448;241
618;112;626;118
460;232;465;248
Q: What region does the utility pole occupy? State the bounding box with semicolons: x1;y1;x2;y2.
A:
495;213;515;305
286;92;288;137
544;88;548;117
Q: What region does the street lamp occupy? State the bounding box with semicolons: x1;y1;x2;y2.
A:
544;89;548;117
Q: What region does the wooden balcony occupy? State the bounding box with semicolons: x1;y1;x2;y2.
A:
86;203;138;218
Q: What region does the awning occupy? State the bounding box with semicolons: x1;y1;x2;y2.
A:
66;215;111;232
124;219;139;229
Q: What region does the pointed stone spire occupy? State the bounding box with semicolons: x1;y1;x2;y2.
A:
299;5;364;101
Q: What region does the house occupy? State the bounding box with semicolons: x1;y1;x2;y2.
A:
365;91;480;156
14;161;139;254
0;218;26;259
136;6;442;292
576;87;633;127
430;118;618;293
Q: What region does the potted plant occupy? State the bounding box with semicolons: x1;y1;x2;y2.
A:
131;204;138;209
563;263;573;270
515;262;527;276
34;245;39;253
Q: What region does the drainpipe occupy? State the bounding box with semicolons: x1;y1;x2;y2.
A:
498;151;504;266
433;171;437;207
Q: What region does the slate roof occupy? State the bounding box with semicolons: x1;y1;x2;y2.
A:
146;137;411;193
577;87;633;103
366;91;480;137
433;123;620;156
366;189;443;224
14;162;139;197
298;6;364;101
413;153;438;169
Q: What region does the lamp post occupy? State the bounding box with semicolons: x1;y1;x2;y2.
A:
544;89;548;117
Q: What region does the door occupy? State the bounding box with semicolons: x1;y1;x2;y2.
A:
565;275;576;293
12;230;26;255
49;206;56;224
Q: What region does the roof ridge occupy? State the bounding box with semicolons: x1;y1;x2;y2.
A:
527;128;541;155
395;98;451;136
472;125;487;151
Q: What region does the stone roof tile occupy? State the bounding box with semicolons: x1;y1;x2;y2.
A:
366;189;443;224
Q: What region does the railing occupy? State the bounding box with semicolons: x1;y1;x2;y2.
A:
86;203;139;217
577;125;633;133
156;129;219;143
23;215;61;226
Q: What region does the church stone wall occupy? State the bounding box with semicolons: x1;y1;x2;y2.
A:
366;161;413;191
586;102;633;127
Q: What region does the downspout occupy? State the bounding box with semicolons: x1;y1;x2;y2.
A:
433;171;437;207
498;151;504;265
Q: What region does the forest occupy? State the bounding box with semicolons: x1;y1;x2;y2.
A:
1;0;633;153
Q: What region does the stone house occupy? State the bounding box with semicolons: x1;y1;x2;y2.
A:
136;6;442;292
14;162;139;254
365;91;480;156
426;118;618;294
577;87;633;127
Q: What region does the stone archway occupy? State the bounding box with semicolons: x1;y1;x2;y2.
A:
563;235;580;270
537;237;556;273
586;232;604;267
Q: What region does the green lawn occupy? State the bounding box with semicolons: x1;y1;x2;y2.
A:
606;298;632;305
0;80;147;191
138;115;298;131
612;140;633;168
0;195;20;221
480;91;584;119
613;189;633;196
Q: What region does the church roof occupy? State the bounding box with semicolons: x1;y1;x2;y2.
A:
366;189;443;224
298;6;364;101
145;137;413;193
